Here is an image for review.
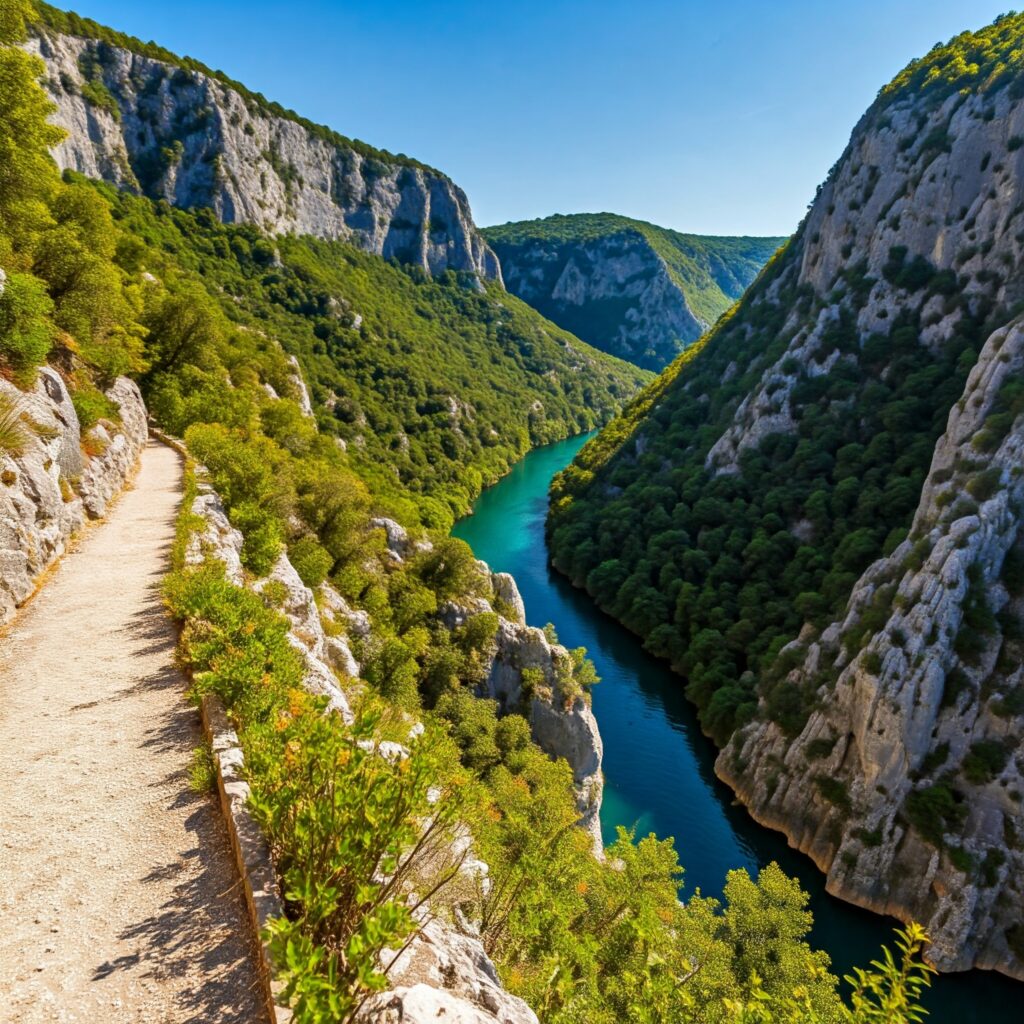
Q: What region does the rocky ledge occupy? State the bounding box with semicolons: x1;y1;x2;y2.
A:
0;367;148;625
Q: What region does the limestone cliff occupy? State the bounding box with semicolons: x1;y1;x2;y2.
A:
0;365;147;624
28;23;500;281
547;16;1024;980
720;318;1024;979
485;214;781;369
699;53;1024;980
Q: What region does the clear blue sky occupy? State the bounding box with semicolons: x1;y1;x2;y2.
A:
56;1;1009;236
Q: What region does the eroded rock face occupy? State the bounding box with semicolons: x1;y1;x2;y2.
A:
360;918;537;1024
493;230;704;370
719;320;1024;979
0;370;147;624
467;569;605;853
30;31;500;282
485;218;781;371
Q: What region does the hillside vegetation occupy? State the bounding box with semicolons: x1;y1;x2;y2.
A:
103;188;647;529
485;213;783;369
1;2;938;1021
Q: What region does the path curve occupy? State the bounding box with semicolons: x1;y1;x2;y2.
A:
0;440;265;1023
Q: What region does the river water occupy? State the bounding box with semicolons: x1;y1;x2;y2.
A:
452;431;1021;1023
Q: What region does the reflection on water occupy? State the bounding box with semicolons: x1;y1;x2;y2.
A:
453;432;1021;1023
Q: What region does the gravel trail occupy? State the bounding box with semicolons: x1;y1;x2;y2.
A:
0;440;265;1023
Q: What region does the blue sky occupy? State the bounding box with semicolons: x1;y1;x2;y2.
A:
57;1;1009;236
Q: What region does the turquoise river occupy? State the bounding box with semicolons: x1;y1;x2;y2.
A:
453;431;1021;1024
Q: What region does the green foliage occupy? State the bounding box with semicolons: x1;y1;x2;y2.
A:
288;536;334;589
79;77;120;119
187;743;215;794
815;775;852;812
904;779;967;848
98;185;646;529
0;13;144;392
485;212;784;369
0;392;30;454
876;12;1024;113
0;272;54;384
961;738;1010;784
548;189;1000;748
255;706;467;1022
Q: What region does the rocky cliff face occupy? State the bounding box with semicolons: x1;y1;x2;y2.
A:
384;522;605;851
720;318;1024;979
493;229;704;370
708;63;1024;979
485;215;781;370
29;29;500;282
475;574;604;853
0;365;148;625
547;19;1024;981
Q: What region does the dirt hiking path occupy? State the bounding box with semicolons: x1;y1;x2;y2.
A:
0;440;265;1023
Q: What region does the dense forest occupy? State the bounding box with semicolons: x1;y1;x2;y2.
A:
1;2;937;1020
103;189;647;529
549;238;996;744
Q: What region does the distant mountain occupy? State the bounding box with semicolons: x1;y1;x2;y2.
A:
484;213;784;369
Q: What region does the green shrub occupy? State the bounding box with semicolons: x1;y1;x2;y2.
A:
815;775;852;812
904;779;966;847
0;272;55;384
71;384;119;430
288;536;333;588
962;738;1010;784
0;393;30;455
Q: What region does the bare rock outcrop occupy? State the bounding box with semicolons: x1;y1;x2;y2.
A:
359;918;538;1024
0;369;147;624
29;30;500;283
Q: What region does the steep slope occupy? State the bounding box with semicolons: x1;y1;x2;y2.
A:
102;183;647;529
484;213;783;369
548;12;1024;978
29;3;501;280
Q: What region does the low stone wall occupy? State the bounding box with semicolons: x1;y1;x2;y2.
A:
201;695;292;1024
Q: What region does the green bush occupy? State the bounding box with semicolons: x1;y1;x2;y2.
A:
0;272;55;384
904;780;966;847
962;738;1010;784
288;536;333;588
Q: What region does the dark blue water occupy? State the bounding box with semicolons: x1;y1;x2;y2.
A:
453;431;1021;1023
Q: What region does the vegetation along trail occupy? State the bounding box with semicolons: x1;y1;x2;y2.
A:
453;432;1024;1024
0;441;264;1023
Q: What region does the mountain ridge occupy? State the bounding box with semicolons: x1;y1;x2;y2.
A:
29;5;501;280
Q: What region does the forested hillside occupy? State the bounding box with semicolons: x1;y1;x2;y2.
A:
102;188;646;528
485;213;782;369
549;11;1024;980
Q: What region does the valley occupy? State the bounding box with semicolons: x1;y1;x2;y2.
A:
1;1;1022;1021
